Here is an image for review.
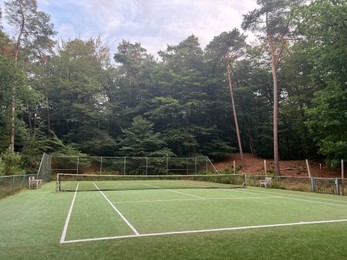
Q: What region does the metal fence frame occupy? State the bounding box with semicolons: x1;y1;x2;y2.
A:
0;174;36;198
245;174;346;196
51;156;218;175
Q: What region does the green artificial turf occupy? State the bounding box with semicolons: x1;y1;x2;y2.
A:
0;182;346;260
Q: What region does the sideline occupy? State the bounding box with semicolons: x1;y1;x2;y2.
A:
60;183;79;244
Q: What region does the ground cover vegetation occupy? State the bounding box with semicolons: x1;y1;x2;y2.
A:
0;0;346;175
1;182;347;259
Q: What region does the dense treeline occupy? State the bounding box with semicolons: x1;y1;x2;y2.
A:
0;0;346;175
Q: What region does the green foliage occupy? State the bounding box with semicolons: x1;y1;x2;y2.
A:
1;0;346;172
0;158;5;176
201;139;236;159
0;149;25;175
305;84;347;166
118;116;175;157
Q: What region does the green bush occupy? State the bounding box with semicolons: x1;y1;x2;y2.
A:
0;149;25;176
0;158;5;176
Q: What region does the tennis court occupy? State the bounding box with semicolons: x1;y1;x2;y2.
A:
59;175;347;244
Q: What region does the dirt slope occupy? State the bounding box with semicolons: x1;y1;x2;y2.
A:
213;153;340;177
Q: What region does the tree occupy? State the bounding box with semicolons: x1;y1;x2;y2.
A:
305;84;347;166
205;29;247;168
117;116;174;157
4;0;55;151
242;0;301;175
294;0;347;166
45;38;112;154
156;36;208;156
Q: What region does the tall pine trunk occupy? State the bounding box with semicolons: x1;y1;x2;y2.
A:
226;63;245;170
267;13;281;176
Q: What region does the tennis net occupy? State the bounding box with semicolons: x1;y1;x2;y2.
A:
56;173;246;192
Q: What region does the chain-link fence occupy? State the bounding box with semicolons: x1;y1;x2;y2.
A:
0;174;36;199
0;153;52;199
51;156;218;175
37;153;52;182
245;174;346;195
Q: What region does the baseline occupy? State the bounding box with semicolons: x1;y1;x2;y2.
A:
61;218;347;244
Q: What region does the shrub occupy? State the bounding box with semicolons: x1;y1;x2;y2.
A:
0;149;25;175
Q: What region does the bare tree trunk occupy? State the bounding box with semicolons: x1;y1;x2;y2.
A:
9;2;25;152
271;51;280;176
267;13;281;176
226;63;245;170
45;88;52;135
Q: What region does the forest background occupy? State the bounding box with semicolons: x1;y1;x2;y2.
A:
0;0;346;176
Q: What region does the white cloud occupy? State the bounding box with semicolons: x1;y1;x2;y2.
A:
36;0;259;55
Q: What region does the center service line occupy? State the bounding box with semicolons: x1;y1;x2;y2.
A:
144;183;206;199
93;182;140;236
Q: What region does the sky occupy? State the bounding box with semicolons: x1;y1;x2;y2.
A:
2;0;259;56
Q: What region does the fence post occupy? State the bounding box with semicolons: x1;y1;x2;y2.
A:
76;157;80;174
100;157;103;173
233;161;236;174
145;157;148;175
186;158;189;174
12;175;15;192
335;178;339;195
264;160;267;175
342;159;345;195
194;157;197;174
206;157;208;173
166;157;169;175
306;159;311;178
123;157;126;175
310;177;315;192
306;159;314;192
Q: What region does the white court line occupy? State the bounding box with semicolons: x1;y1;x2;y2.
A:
93;183;140;236
246;189;347;204
61;218;347;244
237;189;347;208
114;196;277;204
143;184;206;199
60;183;80;244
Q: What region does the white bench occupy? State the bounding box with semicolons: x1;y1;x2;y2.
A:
29;176;43;189
259;177;272;188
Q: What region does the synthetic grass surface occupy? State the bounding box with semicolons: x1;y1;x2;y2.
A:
0;182;346;259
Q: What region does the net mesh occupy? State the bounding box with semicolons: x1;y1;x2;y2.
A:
57;173;246;192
